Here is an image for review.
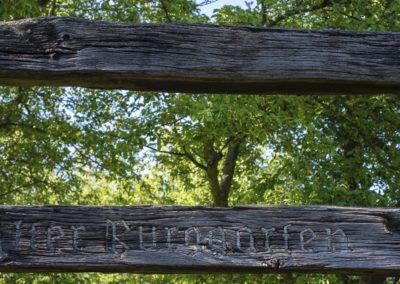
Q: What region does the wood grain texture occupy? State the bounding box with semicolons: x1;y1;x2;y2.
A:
1;205;400;274
0;17;399;94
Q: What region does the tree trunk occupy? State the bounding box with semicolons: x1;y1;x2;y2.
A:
203;140;241;207
219;141;241;202
203;141;226;207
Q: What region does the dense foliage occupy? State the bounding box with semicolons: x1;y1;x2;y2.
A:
1;0;400;283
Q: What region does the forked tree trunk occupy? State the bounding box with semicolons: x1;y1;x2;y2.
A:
203;141;240;207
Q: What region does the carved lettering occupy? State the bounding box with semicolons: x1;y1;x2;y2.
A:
208;226;226;252
106;219;130;253
300;228;316;252
185;227;201;246
152;226;156;247
29;223;37;251
47;225;64;252
164;227;177;247
283;224;291;251
236;227;255;252
0;220;353;255
326;228;350;252
139;226;157;250
15;220;22;250
71;225;85;252
262;227;276;252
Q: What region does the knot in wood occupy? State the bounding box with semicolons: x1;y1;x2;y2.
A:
58;32;71;41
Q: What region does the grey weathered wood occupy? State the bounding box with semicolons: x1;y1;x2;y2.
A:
1;205;400;274
0;17;399;94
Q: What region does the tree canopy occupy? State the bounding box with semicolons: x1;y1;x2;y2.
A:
1;0;400;283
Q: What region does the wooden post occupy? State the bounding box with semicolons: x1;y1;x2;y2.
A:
0;205;400;274
0;17;399;94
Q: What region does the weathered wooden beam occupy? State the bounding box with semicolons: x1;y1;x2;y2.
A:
0;17;399;94
0;205;400;274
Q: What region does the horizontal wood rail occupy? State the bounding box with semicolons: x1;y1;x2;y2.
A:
0;205;400;273
0;17;399;94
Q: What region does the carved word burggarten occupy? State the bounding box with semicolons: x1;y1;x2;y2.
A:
0;220;351;256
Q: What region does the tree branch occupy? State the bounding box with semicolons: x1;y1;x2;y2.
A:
159;0;172;23
0;169;49;198
337;10;367;23
183;148;207;170
196;0;218;7
145;145;186;157
145;145;207;170
268;0;338;27
0;122;47;134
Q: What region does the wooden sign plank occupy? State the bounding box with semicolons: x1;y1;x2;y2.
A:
0;17;399;94
0;205;400;274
